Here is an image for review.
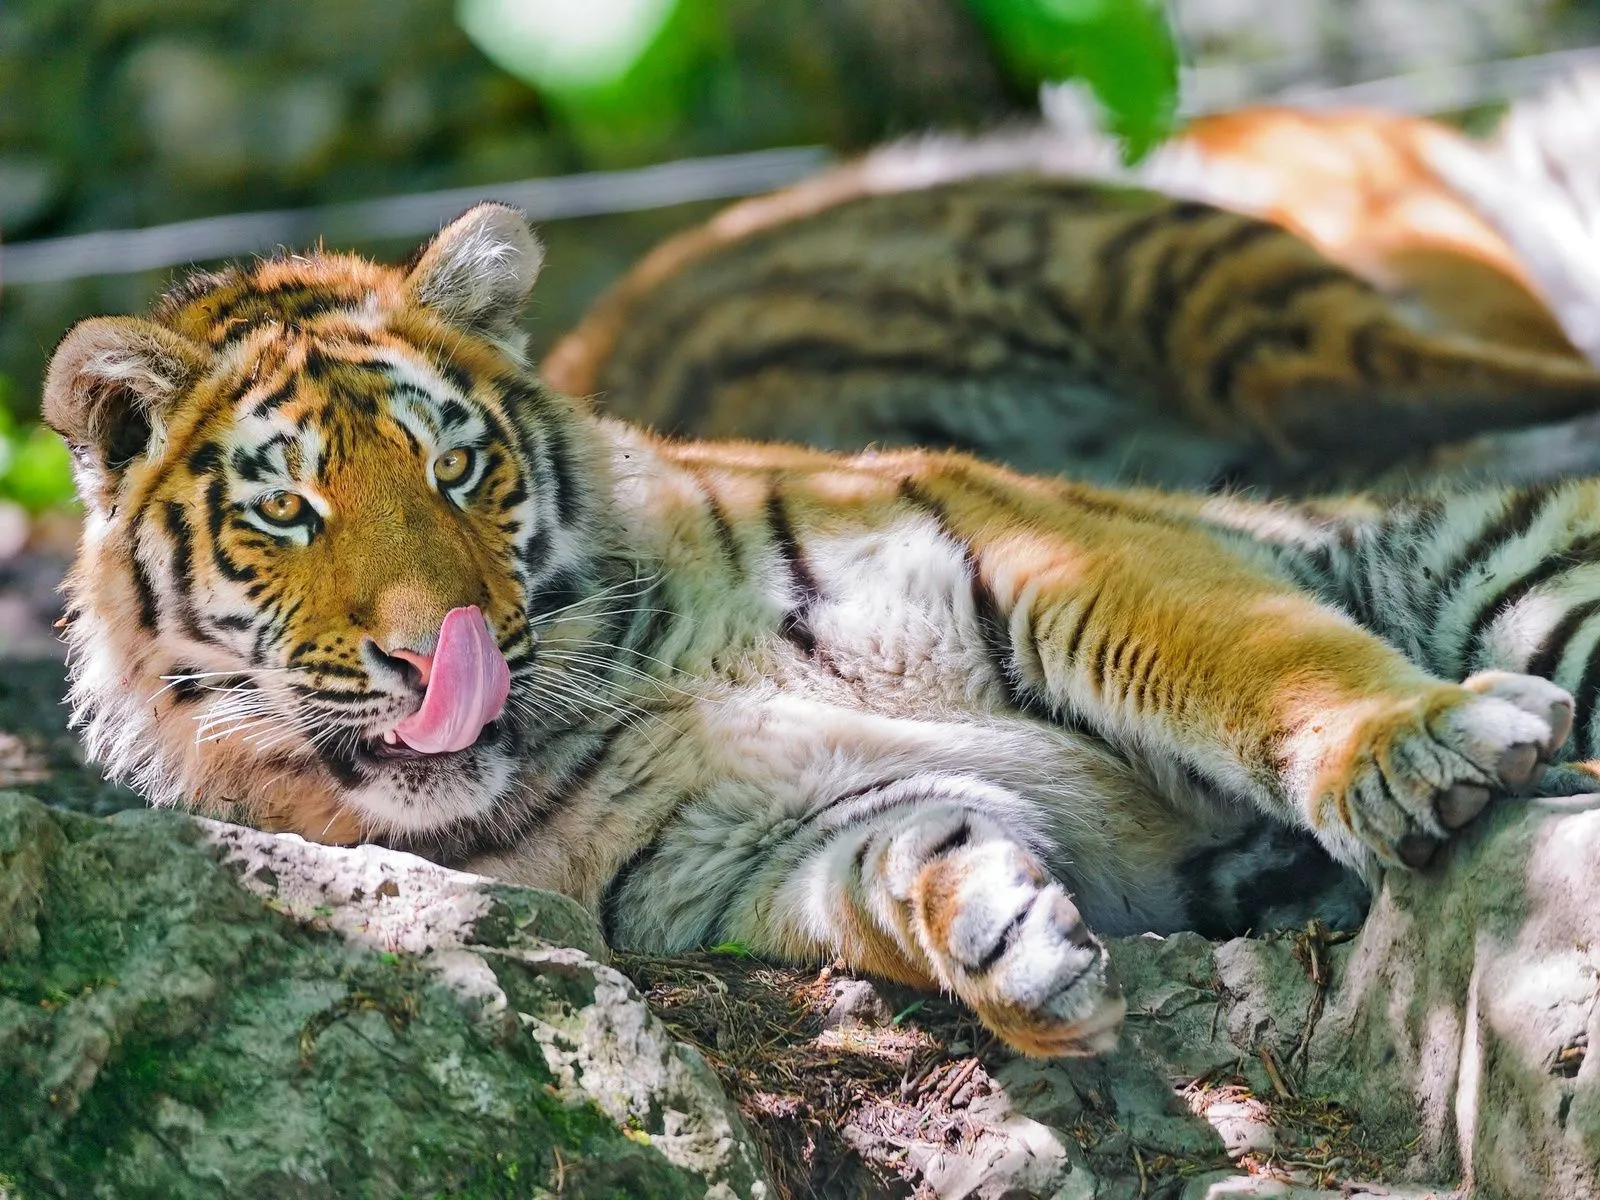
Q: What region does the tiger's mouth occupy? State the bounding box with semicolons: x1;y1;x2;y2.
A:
352;718;508;767
363;732;434;762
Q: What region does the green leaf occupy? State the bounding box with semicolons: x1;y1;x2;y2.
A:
891;999;926;1025
0;422;77;514
456;0;723;158
963;0;1179;160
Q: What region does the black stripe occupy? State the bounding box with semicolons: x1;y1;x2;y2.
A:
1092;209;1180;324
896;477;951;530
160;501;212;647
622;583;677;665
926;820;972;863
1091;632;1120;694
434;358;475;398
1216;266;1356;329
1574;633;1600;756
542;421;583;527
527;567;587;618
315;740;365;790
1173;218;1279;292
166;666;207;705
1464;535;1600;668
1431;487;1553;621
1527;598;1600;680
600;841;665;946
970;561;1040;713
1126;641;1159;710
702;488;741;569
186;442;224;477
1140;215;1278;353
206;479;258;583
129;550;160;631
247;379;295;420
974;892;1038;974
900;479;1043;712
1347;318;1388;385
766;489;821;654
1061;590;1100;663
1206;323;1312;407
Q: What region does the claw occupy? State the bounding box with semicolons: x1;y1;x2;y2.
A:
1497;743;1540;787
1437;783;1490;830
1546;699;1575;754
1398;832;1443;869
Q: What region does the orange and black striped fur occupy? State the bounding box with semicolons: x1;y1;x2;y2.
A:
47;205;1600;1057
544;116;1600;494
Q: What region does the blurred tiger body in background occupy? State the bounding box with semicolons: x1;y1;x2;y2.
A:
546;82;1600;495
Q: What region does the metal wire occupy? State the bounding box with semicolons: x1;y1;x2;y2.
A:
0;145;833;286
9;44;1600;287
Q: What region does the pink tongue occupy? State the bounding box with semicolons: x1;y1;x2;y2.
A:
392;606;511;755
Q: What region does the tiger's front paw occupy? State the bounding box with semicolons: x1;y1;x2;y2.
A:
1315;670;1572;869
908;831;1124;1057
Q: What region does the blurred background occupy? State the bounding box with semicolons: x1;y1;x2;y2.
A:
2;0;1600;659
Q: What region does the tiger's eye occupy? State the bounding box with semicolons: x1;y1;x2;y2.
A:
255;491;306;525
435;447;474;486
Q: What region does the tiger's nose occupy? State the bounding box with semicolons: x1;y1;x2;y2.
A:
386;647;434;687
367;639;433;690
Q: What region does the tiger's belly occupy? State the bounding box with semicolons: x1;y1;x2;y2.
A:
473;688;1363;948
676;691;1366;941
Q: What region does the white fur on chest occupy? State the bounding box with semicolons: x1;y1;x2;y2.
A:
803;514;999;705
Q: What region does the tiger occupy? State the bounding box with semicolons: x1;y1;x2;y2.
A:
542;108;1600;495
43;201;1600;1059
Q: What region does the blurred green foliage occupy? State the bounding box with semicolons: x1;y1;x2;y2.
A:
962;0;1179;158
457;0;1180;160
458;0;724;152
0;379;75;514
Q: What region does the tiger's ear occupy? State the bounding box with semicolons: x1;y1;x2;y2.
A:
42;316;208;513
405;202;544;358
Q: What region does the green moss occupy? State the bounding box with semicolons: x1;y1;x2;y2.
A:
0;797;718;1199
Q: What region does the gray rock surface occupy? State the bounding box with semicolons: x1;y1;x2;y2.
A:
0;791;773;1199
630;797;1598;1198
1306;796;1600;1197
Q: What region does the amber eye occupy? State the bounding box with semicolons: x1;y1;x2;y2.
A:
434;447;475;487
255;491;306;526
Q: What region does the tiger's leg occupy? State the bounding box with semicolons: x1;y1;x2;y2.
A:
960;514;1576;874
732;781;1124;1058
1204;483;1600;792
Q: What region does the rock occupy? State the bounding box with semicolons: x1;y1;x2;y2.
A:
1306;795;1600;1197
0;792;774;1199
821;976;892;1031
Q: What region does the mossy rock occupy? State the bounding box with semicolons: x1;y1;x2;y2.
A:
0;793;771;1199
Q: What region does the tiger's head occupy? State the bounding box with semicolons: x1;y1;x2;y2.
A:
45;204;614;852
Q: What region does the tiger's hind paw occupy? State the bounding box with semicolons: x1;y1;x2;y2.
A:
1318;669;1572;869
911;834;1124;1057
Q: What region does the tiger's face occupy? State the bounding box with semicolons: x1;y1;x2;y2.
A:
44;205;606;845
